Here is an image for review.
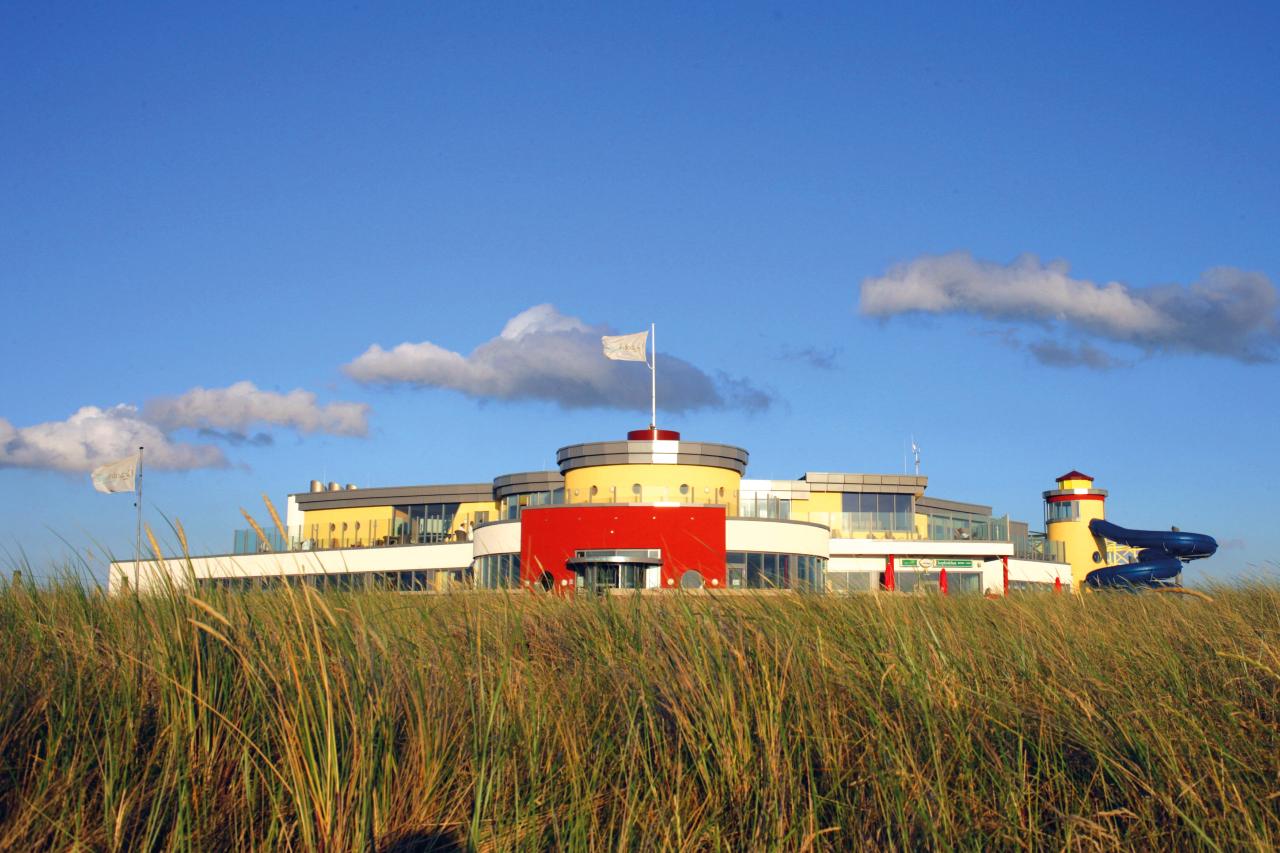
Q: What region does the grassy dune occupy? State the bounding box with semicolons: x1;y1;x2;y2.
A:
0;578;1277;850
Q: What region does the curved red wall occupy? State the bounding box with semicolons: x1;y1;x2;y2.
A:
519;505;727;589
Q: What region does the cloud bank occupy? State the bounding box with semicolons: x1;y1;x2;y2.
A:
859;252;1280;366
145;381;368;436
1;382;368;473
0;406;226;473
345;304;772;412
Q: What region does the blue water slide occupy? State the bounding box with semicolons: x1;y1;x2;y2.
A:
1085;518;1218;588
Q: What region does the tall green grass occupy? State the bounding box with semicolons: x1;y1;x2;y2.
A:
0;576;1277;850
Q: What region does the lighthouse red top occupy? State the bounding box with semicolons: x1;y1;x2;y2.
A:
628;428;681;441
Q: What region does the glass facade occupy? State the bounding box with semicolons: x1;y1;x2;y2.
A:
895;570;983;595
233;527;287;554
573;562;650;593
1014;532;1067;563
826;571;878;593
924;511;1009;542
840;493;914;532
737;494;791;519
476;553;522;588
726;551;826;591
500;489;565;520
392;502;461;544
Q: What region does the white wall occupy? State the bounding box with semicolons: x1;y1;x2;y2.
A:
726;518;829;556
1005;557;1071;589
109;542;475;594
829;556;885;573
472;520;520;556
828;538;1014;557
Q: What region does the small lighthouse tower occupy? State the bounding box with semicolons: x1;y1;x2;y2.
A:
1044;471;1108;590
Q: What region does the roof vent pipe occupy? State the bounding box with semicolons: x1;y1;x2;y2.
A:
345;483;358;490
328;481;341;492
309;480;323;493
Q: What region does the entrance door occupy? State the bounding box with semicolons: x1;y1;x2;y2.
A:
566;550;662;595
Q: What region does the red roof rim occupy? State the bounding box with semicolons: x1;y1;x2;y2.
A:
1055;470;1094;482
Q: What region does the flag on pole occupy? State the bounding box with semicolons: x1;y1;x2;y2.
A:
91;453;139;494
601;330;649;362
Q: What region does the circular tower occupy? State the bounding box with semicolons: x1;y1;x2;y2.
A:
1043;470;1108;590
555;429;748;511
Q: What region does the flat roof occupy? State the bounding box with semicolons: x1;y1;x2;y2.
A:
294;483;494;510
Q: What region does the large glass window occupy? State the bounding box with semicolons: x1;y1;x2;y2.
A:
896;570;983;595
737;552;824;591
391;502;461;543
841;493;913;532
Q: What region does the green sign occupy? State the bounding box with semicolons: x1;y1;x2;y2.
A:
899;558;975;569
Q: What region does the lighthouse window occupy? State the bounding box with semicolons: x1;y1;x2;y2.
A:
1045;501;1080;524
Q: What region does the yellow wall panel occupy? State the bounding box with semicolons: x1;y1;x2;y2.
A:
564;463;742;513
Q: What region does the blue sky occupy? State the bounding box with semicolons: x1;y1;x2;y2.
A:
2;3;1277;582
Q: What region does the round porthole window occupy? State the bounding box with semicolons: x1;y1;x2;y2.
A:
679;483;689;495
1092;551;1102;563
589;485;598;497
632;483;642;495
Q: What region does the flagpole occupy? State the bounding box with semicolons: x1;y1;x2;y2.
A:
134;446;144;592
649;322;656;429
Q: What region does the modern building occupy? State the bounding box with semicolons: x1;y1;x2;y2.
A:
108;426;1074;595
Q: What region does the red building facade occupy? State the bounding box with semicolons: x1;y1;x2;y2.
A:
519;504;728;590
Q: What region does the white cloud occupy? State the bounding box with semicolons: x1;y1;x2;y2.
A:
1;382;369;474
344;304;772;412
0;406;226;473
859;252;1280;365
144;381;369;437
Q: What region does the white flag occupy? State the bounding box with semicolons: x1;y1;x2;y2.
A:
91;454;138;494
602;331;648;362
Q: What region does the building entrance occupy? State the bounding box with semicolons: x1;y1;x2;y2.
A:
567;549;661;594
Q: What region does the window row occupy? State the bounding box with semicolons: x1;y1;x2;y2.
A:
894;570;984;595
725;552;826;591
500;490;565;520
924;512;1009;542
195;569;470;592
476;553;523;588
1044;501;1081;523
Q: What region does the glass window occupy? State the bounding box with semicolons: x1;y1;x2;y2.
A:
1045;501;1080;523
763;553;778;587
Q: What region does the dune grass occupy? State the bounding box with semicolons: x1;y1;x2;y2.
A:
0;575;1277;851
